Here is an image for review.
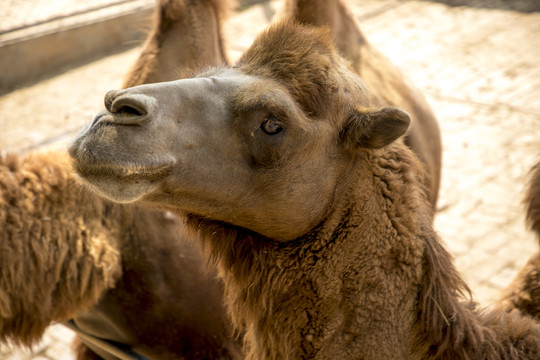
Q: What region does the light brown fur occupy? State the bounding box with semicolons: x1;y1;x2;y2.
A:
69;21;540;359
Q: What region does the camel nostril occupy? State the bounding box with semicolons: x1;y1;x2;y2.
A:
113;103;146;117
111;96;149;117
104;90;152;116
101;93;157;126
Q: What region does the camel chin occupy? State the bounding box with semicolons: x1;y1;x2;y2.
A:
75;171;159;203
70;156;174;203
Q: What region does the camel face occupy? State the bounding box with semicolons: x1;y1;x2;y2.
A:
70;23;411;240
71;69;347;240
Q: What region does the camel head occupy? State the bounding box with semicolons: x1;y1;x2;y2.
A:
69;22;410;241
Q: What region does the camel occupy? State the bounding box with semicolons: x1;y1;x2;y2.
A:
1;0;244;359
69;20;540;359
280;0;442;207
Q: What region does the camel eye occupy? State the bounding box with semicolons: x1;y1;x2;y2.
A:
260;118;283;135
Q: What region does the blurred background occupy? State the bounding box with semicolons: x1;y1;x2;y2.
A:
1;0;539;358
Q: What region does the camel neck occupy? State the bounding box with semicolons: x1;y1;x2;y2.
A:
188;145;434;359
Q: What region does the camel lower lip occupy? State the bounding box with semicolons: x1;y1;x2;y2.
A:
74;161;174;181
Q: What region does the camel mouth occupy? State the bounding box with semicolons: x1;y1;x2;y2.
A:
71;159;176;203
73;160;175;182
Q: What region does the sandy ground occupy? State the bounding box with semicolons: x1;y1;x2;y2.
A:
1;0;539;358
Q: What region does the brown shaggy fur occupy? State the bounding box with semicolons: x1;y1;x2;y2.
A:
0;152;121;346
69;20;540;359
0;152;242;359
280;0;442;207
500;163;540;320
123;0;236;88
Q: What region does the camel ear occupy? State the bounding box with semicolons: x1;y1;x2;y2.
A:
341;106;411;149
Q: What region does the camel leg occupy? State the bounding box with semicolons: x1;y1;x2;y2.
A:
123;0;236;88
